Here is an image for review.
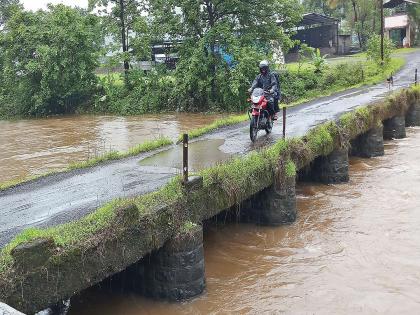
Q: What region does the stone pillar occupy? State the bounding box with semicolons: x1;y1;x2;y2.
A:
241;175;297;226
415;102;420;126
405;102;420;127
143;224;205;301
383;116;406;140
311;148;349;184
405;104;417;127
350;125;384;158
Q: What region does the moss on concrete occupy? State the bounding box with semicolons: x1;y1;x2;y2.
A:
0;86;418;314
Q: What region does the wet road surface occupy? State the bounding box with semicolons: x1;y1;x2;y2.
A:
0;113;225;183
69;127;420;314
0;51;419;248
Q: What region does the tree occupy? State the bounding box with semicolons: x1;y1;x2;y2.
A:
88;0;150;84
337;0;381;49
302;0;345;17
407;3;420;45
366;33;394;65
0;0;20;26
0;5;102;116
150;0;302;110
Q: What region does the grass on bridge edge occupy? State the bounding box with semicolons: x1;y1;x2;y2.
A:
0;85;418;279
0;57;405;192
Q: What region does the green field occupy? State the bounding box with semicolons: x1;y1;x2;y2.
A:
97;72;124;86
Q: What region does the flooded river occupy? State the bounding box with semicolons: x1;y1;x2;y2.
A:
69;127;420;314
0;114;223;183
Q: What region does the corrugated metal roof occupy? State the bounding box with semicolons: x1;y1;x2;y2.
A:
383;0;418;9
297;13;339;27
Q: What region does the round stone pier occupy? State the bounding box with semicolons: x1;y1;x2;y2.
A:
351;126;384;158
383;116;406;140
143;224;205;301
241;176;297;226
311;148;349;184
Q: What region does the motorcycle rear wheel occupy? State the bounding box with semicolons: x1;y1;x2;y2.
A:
265;120;273;134
250;116;258;142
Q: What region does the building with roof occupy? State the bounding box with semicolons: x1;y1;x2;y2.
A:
283;13;352;62
384;0;419;47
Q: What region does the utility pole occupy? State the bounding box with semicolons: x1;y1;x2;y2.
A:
380;0;384;64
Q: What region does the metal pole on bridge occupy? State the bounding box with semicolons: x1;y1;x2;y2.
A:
380;0;384;64
283;106;286;139
183;134;189;184
415;69;418;86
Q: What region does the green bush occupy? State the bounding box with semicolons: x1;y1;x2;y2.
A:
0;5;101;117
366;34;395;65
95;68;177;115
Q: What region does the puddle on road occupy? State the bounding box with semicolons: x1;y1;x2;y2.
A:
139;139;231;171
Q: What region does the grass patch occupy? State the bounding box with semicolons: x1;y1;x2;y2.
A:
0;137;173;192
306;122;337;157
68;137;173;170
285;160;297;178
180;221;198;233
284;57;405;107
177;114;248;143
97;72;124;87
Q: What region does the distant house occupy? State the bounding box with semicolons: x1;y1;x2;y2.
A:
384;0;419;47
282;13;352;62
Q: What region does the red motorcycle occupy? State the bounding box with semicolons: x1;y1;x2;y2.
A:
248;88;274;142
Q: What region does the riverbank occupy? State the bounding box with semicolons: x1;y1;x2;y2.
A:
0;84;418;313
0;54;407;191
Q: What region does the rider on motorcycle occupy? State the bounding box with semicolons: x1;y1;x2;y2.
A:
248;60;279;120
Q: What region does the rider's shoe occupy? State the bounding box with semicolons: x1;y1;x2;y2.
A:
273;113;279;121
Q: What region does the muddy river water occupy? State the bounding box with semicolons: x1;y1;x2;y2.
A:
0;114;224;183
66;128;420;314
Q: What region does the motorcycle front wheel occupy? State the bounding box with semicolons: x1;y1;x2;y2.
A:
250;116;258;142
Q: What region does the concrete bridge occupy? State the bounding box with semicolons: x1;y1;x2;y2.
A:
1;51;420;314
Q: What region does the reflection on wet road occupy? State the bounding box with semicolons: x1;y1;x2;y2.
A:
139;139;231;171
69;127;420;314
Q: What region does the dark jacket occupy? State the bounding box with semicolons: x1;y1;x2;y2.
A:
250;71;279;96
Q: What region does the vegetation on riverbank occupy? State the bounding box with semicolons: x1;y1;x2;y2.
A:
1;1;414;119
179;56;406;139
1;86;418;281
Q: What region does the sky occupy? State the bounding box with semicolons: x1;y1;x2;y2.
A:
21;0;88;11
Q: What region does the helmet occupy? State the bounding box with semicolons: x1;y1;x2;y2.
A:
259;60;269;74
259;60;269;70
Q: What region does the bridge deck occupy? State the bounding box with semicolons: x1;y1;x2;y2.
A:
1;51;419;249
